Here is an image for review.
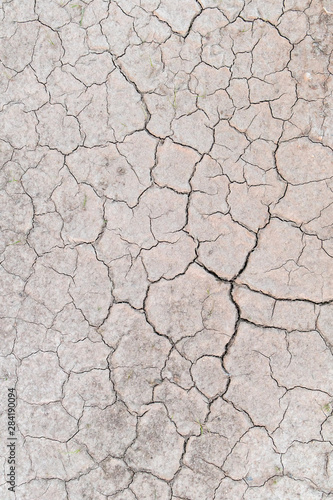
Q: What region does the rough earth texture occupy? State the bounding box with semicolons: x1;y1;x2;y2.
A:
1;0;333;499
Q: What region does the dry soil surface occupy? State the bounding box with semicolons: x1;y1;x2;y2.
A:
1;0;333;499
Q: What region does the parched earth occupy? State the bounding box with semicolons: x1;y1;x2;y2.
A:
1;0;333;499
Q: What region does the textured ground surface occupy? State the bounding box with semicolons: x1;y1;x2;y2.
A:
1;0;333;499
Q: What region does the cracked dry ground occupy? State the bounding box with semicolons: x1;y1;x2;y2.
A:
1;0;333;499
